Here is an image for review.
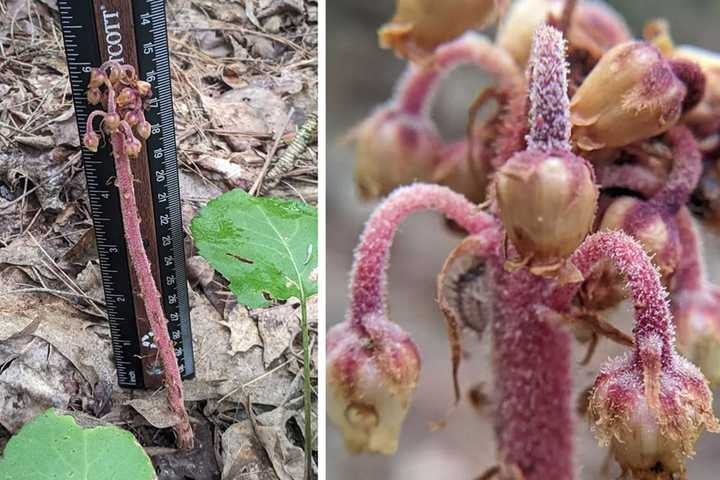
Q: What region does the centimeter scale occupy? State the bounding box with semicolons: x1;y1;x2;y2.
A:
57;0;194;388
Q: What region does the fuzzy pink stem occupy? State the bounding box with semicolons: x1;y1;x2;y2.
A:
491;266;573;479
557;231;675;359
395;33;520;116
349;183;496;323
110;131;193;449
526;25;571;152
651;126;702;212
674;207;705;292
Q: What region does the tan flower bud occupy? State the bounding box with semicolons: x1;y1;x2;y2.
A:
570;41;686;151
125;138;142;157
108;65;121;84
88;68;107;88
495;150;598;264
353;109;441;199
137;121;152;140
86;87;102;106
124;110;141;127
136;80;152;97
103;113;121;133
327;316;420;455
116;88;137;108
497;0;630;66
83;131;100;152
379;0;504;58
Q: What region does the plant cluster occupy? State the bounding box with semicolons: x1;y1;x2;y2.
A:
83;61;193;449
328;1;720;478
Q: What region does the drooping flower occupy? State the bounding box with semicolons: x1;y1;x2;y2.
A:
327;316;421;454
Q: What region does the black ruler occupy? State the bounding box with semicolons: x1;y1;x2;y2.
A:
57;0;193;388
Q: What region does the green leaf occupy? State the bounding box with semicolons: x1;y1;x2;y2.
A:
191;189;318;308
0;409;156;480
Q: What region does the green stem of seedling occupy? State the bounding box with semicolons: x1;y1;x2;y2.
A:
301;295;313;479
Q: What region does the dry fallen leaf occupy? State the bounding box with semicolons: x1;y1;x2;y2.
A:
255;303;298;367
223;304;262;355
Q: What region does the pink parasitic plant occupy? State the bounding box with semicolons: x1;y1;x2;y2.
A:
328;2;720;478
82;61;193;450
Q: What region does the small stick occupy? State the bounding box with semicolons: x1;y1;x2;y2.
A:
249;108;295;196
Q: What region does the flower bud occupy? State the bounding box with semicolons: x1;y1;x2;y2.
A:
327;315;420;454
137;121;152;140
674;287;720;386
86;87;102;105
125;137;142;157
354;108;441;199
108;65;121;84
497;0;630;66
103;113;121;133
83;131;100;152
136;80;152;97
116;88;138;108
495;150;598;265
589;338;719;478
378;0;503;58
88;68;107;88
124;110;141;127
570;41;686;151
600;196;679;282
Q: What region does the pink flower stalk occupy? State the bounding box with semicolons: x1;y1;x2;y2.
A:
395;32;520;117
83;61;193;450
350;183;497;322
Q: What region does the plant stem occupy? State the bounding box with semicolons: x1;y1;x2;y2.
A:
562;231;675;358
395;33;520;117
300;295;313;479
674;207;705;292
110;132;194;449
651;126;702;213
491;266;573;480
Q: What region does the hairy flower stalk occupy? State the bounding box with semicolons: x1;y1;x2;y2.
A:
84;62;193;449
350;184;496;321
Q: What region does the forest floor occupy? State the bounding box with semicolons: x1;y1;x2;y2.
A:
0;0;318;478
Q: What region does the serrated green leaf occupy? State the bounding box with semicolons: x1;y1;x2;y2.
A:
0;409;156;480
191;189;318;308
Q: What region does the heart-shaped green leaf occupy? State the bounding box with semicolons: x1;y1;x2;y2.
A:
191;189;318;308
0;409;156;480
